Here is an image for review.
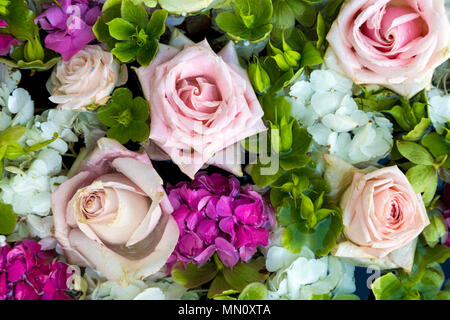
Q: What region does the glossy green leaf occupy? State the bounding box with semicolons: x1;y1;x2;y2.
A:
112;41;139;62
146;9;168;38
396;140;435;165
402;118;430;141
316;12;325;49
172;262;218;289
238;282;268;300
372;273;405;300
208;272;233;299
222;258;269;291
136;38;158;66
301;42;323;67
0;126;26;145
121;0;148;29
0;202;17;235
405;164;437;205
421;132;450;160
107;18;136;40
282;210;342;256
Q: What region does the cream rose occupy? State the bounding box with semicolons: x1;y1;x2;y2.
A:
323;154;430;272
325;0;450;98
51;138;178;285
47;45;128;111
135;38;266;179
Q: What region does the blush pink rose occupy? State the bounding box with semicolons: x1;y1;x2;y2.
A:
325;0;450;98
323;155;430;272
136;40;266;179
50;138;179;285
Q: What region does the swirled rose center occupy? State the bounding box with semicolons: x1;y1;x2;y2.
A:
176;76;222;125
360;5;426;58
388;199;402;224
82;192;104;217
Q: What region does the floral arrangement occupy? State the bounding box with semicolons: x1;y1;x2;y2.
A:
0;0;449;301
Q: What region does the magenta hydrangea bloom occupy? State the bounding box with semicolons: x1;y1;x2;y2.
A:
0;20;19;56
35;0;101;61
166;172;275;270
0;240;73;300
444;210;450;248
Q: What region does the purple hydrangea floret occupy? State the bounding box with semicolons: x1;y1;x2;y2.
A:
0;240;73;300
35;0;102;61
166;172;275;271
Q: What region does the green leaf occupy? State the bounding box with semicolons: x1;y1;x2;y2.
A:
277;198;299;226
2;0;38;41
0;126;26;145
406;244;450;287
216;0;273;42
128;120;149;142
271;0;295;32
5;142;24;159
216;12;247;36
280;153;310;171
301;42;323;67
146;9;168;38
300;194;315;228
422;211;447;248
136;38;158;66
421;132;450;160
222;258;269;291
238;283;267;300
396;140;434;165
402;118;430;141
412;264;444;300
107;18;136;41
121;0;148;29
208;272;233;299
107;125;132;144
372;273;405;300
316;12;325;49
131;96;149;120
112;87;133;105
98;102;121;127
23;134;59;153
286;0;316;27
249;160;283;187
282;210;342;256
386;105;414;131
0;202;17;235
111;41;139;62
93;0;123;49
405;164;437;205
171;262;218;289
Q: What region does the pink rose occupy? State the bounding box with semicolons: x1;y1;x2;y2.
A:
136;40;266;179
47;45;128;110
323;155;430;272
325;0;450;98
50;138;179;285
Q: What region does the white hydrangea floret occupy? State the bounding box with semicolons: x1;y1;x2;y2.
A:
0;63;21;108
265;245;356;300
428;88;450;135
0;149;65;216
90;278;192;300
289;68;394;165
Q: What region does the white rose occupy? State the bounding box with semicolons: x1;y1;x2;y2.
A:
47;45;128;111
